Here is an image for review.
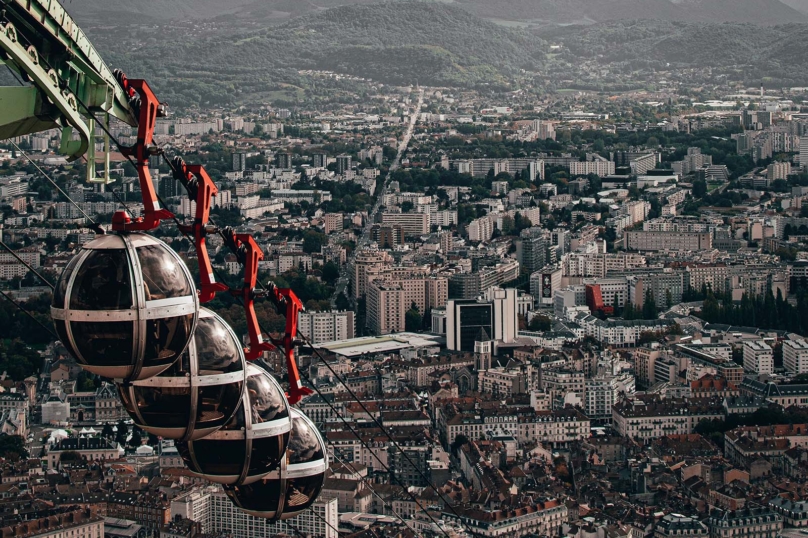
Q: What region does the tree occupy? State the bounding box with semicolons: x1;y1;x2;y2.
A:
101;424;114;439
643;290;658;319
0;435;28;460
302;231;327;254
401;201;414;213
692;179;708;198
115;420;129;447
500;216;515;235
405;308;422;332
321;261;340;285
59;451;83;463
528;314;552;332
129;428;143;448
450;434;469;455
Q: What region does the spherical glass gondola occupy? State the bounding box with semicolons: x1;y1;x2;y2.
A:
117;308;247;441
175;363;291;485
51;233;198;381
223;408;328;521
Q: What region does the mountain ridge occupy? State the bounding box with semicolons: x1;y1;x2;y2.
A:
88;2;544;104
62;0;807;25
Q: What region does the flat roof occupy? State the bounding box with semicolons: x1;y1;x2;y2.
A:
315;333;445;358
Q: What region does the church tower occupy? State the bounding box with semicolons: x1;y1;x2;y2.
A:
474;328;493;371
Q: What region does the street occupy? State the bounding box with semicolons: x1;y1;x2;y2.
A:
330;87;424;308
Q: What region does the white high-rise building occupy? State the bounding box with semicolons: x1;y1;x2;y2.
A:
298;311;355;343
800;137;808;168
784;339;808;375
171;486;339;538
446;287;518;351
743;340;774;375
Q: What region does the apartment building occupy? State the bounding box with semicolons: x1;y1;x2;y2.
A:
0;508;103;538
743;340;774;375
352;248;393;298
297;311;355;343
440;406;589;447
784;339;808;375
633;346;661;387
468;215;496;242
570;160;616;177
705;505;782;538
367;281;406;335
323;213;343;234
478;367;527;397
171;486;339;538
625;231;713;252
655;514;708;538
612;396;724;440
443;499;567;538
541;369;586;403
381;212;429;237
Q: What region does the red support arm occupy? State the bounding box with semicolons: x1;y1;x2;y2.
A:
268;285;313;406
111;76;174;232
232;233;275;362
172;158;228;303
220;229;312;405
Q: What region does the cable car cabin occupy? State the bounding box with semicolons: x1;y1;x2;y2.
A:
175;363;291;485
51;233;198;381
117;308;247;441
223;408;328;521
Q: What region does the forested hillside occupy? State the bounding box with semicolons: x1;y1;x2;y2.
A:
545;20;808;87
87;2;544;105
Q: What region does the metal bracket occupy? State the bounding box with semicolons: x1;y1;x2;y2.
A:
0;21;89;161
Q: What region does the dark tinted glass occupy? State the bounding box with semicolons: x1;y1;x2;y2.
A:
288;415;324;465
246;372;287;424
53;254;82;309
70;250;132;310
197;383;243;429
195;317;243;375
129;386;192;429
248;434;288;476
53;320;79;361
180;438;245;477
70;321;134;366
137;245;193;300
221;402;246;430
143;314;194;368
283;474;325;513
224;479;282;514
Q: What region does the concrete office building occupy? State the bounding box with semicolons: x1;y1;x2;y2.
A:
446;288;518;351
